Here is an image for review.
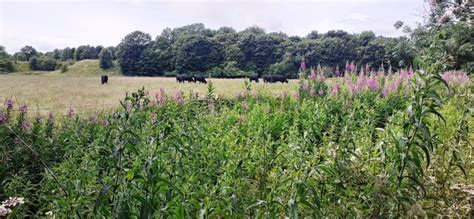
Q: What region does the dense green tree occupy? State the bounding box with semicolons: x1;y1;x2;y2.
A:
75;45;100;60
20;45;38;61
117;31;152;75
237;33;285;75
60;47;75;61
175;35;224;74
29;56;57;71
0;46;14;73
14;52;27;61
38;23;431;77
99;48;114;69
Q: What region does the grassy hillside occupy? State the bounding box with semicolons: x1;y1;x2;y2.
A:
53;59;121;76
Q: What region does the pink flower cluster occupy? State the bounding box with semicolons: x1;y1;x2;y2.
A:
441;71;470;85
153;88;167;106
175;91;184;105
331;83;340;97
382;79;401;97
345;70;384;95
300;60;306;71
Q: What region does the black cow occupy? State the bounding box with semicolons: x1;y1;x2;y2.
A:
262;75;271;83
176;74;195;83
272;75;289;83
101;75;108;84
194;75;207;84
249;74;259;83
262;75;288;83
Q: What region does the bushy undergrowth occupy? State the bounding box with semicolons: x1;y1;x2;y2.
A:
0;69;472;218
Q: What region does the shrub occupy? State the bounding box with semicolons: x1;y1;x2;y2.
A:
29;56;58;71
0;58;14;73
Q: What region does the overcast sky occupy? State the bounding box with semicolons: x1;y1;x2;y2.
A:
0;0;428;54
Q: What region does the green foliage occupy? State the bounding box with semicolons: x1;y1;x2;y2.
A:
0;46;14;73
60;47;75;61
117;31;152;76
20;45;38;61
75;45;101;61
60;63;68;73
99;48;114;69
175;35;224;74
29;56;58;71
0;73;471;217
0;59;14;73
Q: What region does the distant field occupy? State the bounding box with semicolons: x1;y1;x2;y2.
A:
0;74;298;116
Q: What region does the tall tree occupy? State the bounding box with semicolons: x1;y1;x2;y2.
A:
20;45;38;61
99;48;114;69
117;31;152;75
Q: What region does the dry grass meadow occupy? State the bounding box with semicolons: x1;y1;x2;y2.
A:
0;74;298;116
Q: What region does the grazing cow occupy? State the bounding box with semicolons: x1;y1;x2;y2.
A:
194;75;207;84
262;75;272;83
101;75;108;84
176;74;195;83
262;75;288;83
249;74;259;83
272;75;289;83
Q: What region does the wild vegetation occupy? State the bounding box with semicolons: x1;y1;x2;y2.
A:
1;64;472;217
0;0;473;217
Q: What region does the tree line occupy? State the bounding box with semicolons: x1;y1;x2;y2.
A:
1;21;472;76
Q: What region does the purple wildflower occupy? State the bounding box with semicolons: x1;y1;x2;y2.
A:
317;64;322;74
21;121;31;130
331;83;340;97
335;66;340;77
364;64;370;73
367;78;379;91
293;92;300;99
175;91;184;105
19;104;28;114
441;71;470;85
4;99;14;110
316;75;324;83
310;69;316;79
252;91;258;98
318;89;324;96
310;87;316;96
350;63;356;73
0;112;8;124
66;107;74;118
300;60;307;71
302;82;309;90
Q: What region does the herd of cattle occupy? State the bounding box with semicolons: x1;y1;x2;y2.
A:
100;74;289;85
176;74;289;84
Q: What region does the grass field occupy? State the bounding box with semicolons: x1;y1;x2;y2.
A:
0;74;297;115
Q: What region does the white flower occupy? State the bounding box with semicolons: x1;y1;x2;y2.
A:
0;204;12;217
2;197;25;208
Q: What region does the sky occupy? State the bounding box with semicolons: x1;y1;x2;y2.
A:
0;0;428;54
